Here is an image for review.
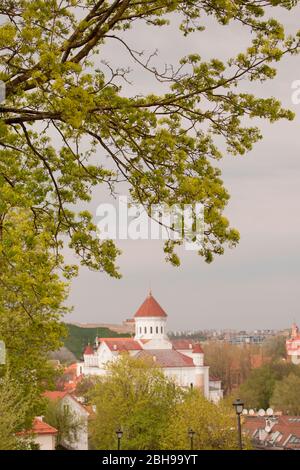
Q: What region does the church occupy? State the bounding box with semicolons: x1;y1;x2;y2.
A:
77;292;223;403
286;322;300;365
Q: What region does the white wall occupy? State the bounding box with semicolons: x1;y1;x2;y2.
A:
34;434;56;450
61;395;89;450
134;316;167;341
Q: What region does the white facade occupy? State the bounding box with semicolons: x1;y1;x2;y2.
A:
134;315;167;341
61;394;89;450
77;293;223;403
44;392;90;450
34;433;56;451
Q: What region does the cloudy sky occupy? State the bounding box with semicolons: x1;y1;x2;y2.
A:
66;5;300;331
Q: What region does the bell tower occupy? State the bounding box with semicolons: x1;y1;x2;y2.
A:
134;291;167;340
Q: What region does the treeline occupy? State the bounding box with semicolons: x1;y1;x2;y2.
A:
64;324;130;359
239;363;300;414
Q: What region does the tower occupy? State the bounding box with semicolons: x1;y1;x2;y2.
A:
134;291;168;342
291;322;299;339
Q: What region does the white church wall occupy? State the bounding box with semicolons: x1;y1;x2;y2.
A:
134;316;167;341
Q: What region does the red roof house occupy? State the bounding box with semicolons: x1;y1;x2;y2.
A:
17;417;57;450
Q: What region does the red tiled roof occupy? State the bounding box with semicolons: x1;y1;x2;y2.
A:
44;391;90;415
18;418;58;436
193;343;204;354
134;293;167;318
84;345;94;355
172;340;194;350
99;337;142;351
63;383;74;392
65;363;77;372
136;349;195;368
32;418;58;435
244;415;300;449
43;391;69;401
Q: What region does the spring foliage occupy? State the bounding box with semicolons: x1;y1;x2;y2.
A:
1;1;300;270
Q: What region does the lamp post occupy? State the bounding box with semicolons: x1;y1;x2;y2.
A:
232;398;244;450
188;428;196;450
116;427;123;450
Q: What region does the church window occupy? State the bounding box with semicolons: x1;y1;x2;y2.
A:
150;327;153;334
156;326;159;334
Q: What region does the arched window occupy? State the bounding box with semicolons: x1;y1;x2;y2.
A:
144;326;147;334
156;326;159;334
139;327;142;334
161;326;163;334
150;327;153;334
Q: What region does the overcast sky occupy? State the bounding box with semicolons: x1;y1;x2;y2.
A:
66;5;300;331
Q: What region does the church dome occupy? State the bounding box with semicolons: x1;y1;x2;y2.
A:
134;292;167;318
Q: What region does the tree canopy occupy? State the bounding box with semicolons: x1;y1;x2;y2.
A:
1;1;300;272
239;362;300;410
161;389;246;450
88;354;243;450
44;397;85;449
0;371;33;450
0;210;68;420
270;373;300;415
262;335;287;361
89;355;183;450
203;342;252;394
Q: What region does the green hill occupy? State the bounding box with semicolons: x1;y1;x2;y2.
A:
64;323;130;359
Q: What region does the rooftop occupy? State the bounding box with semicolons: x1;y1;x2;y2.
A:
98;337;142;351
134;292;167;319
136;349;195;368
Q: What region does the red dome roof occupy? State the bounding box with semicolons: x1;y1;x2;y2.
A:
134;293;167;318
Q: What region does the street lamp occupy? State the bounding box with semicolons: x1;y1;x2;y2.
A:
116;427;123;450
232;398;244;450
188;428;196;450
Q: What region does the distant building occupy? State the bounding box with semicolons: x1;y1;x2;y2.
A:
77;292;223;403
57;363;82;393
244;415;300;450
228;334;266;345
286;323;300;365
